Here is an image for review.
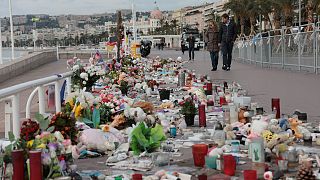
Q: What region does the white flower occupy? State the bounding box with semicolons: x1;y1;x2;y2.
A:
80;73;88;79
111;109;116;114
54;131;64;142
50;151;56;158
72;65;80;71
83;81;87;85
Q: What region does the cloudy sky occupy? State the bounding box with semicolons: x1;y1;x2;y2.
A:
0;0;217;17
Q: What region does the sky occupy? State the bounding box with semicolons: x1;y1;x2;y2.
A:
0;0;217;17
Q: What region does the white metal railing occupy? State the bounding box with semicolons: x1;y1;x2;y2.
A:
233;24;320;74
0;71;72;138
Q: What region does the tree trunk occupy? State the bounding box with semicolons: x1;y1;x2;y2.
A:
240;17;245;37
250;16;256;36
305;0;314;32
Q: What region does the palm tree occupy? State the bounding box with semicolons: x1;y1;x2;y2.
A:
273;0;295;28
257;0;273;30
304;0;320;31
224;0;248;37
171;19;178;35
246;0;259;36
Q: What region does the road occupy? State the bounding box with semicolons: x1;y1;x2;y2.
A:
151;49;320;125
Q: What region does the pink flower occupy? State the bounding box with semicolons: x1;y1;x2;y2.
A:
62;139;71;147
40;132;51;138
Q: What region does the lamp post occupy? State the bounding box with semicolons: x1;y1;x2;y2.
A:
0;18;3;64
298;0;301;32
132;0;137;43
9;0;15;60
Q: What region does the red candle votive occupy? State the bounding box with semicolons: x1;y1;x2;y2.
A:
192;144;208;167
30;151;42;180
199;104;206;127
243;170;257;180
223;155;236;176
12;150;25;180
271;98;280;119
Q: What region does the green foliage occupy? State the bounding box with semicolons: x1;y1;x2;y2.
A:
35;112;50;131
130;123;166;155
180;99;197;115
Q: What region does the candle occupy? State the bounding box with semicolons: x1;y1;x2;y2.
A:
206;82;213;95
223;155;236;176
192;144;208;167
12;150;25;180
170;125;177;137
243;170;257;180
132;174;143;180
29;151;42;180
229;104;238;124
199;104;206;127
271;98;280;119
220;97;227;106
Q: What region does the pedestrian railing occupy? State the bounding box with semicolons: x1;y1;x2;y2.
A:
233;24;320;74
0;72;73;139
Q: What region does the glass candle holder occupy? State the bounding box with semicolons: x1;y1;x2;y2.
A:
271;98;280;119
12;150;25;180
29;151;42;180
243;170;257;180
199;104;206;127
223;155;236;176
192;144;208;167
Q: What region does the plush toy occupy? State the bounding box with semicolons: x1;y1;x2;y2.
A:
250;116;269;137
264;171;273;180
132;101;154;114
224;124;236;140
279;118;290;131
110;114;126;128
238;107;247;124
268;119;282;134
289;118;303;139
262;130;276;143
159;101;174;109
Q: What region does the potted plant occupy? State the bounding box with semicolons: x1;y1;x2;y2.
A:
180;98;197;126
119;80;130;95
159;89;171;101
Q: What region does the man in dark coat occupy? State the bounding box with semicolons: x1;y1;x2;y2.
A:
219;13;237;71
187;34;195;61
205;21;220;71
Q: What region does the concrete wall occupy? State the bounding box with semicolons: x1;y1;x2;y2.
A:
0;51;57;84
58;52;114;60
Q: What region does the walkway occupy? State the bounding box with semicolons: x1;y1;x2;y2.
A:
151;49;320;125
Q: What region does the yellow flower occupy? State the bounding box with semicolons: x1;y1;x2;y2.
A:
67;99;74;108
36;143;46;149
74;104;82;118
27;140;34;148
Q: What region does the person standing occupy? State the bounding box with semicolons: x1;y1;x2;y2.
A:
187;34;195;61
181;40;185;55
219;14;237;71
205;21;220;71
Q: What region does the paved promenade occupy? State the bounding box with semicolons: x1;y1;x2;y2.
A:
152;49;320;125
1;49;320;135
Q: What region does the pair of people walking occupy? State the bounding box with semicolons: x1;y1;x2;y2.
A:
205;14;237;71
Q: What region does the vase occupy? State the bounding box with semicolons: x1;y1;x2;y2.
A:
159;89;170;101
185;114;195;126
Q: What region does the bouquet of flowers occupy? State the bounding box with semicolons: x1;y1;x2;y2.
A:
20;119;40;141
71;63;105;91
48;112;78;145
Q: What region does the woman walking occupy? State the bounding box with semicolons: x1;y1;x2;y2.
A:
205;21;220;71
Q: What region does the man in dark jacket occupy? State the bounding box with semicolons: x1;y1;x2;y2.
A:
219;14;237;71
187;34;195;61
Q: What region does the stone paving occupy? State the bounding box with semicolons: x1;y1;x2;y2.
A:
0;49;319;136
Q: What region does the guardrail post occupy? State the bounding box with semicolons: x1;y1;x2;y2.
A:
56;45;59;60
298;32;301;71
268;31;271;68
261;37;263;68
12;94;20;137
5;100;12;139
313;25;317;73
55;81;61;113
66;77;72;94
316;30;319;74
38;86;46;115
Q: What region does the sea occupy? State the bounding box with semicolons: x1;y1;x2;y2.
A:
1;48;28;63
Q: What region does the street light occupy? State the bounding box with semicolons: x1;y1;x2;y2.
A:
9;0;15;60
298;0;301;32
0;19;3;64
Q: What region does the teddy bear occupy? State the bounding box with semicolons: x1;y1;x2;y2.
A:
224;124;236;140
238;107;247;124
266;133;294;156
289;117;303;139
262;130;276;143
268;119;282;134
279;118;290;131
